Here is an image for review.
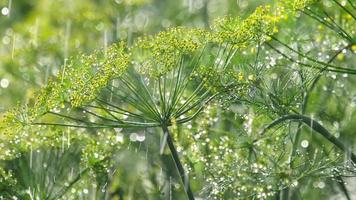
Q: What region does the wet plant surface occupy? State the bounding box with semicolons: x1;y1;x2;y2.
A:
0;0;356;199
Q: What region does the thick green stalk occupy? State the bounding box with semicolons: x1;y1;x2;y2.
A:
162;125;195;200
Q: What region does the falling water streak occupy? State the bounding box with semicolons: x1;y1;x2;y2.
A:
101;182;108;193
310;114;314;141
7;0;12;17
116;17;120;40
137;142;142;152
169;176;172;200
103;182;109;200
225;49;237;68
110;81;113;102
188;0;193;13
160;167;163;184
112;168;118;176
104;30;108;57
92;184;96;200
127;9;133;45
160;131;168;154
67;130;70;148
61;21;71;84
45;64;50;85
28;187;34;200
70;167;74;180
64;20;71;60
11;33;16;59
184;172;189;194
33;18;39;47
61;131;65;153
145;141;148;160
30;145;33;169
60;59;67;84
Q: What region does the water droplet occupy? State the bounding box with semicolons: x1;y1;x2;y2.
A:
114;128;122;133
0;78;9;88
317;181;325;189
93;153;99;159
116;133;124;143
130;133;138;142
291;180;298;187
2;36;10;45
136;132;145;142
301;140;309;148
1;7;9;16
122;114;128;120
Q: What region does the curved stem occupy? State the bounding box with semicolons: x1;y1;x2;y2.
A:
260;114;356;163
162;125;195;200
335;174;351;200
50;167;89;200
290;44;352;165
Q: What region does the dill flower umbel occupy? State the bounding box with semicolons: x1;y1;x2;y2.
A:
133;27;208;77
34;42;130;113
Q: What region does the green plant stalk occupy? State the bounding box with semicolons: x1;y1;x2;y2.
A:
284;44;353;199
50;167;89;200
162;125;195;200
261;114;356;163
289;44;352;164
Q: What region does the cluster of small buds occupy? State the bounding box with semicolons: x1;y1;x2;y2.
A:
133;27;208;77
33;42;130;115
211;5;281;49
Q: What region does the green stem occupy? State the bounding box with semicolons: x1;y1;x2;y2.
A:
289;44;352;166
260;114;356;163
50;168;89;200
162;125;195;200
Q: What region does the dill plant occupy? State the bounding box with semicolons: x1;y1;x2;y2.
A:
0;0;356;199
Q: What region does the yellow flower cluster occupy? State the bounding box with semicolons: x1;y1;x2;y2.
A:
0;107;75;160
0;0;319;162
211;5;284;49
34;42;130;114
285;0;317;11
133;27;208;77
64;43;130;107
130;0;316;78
